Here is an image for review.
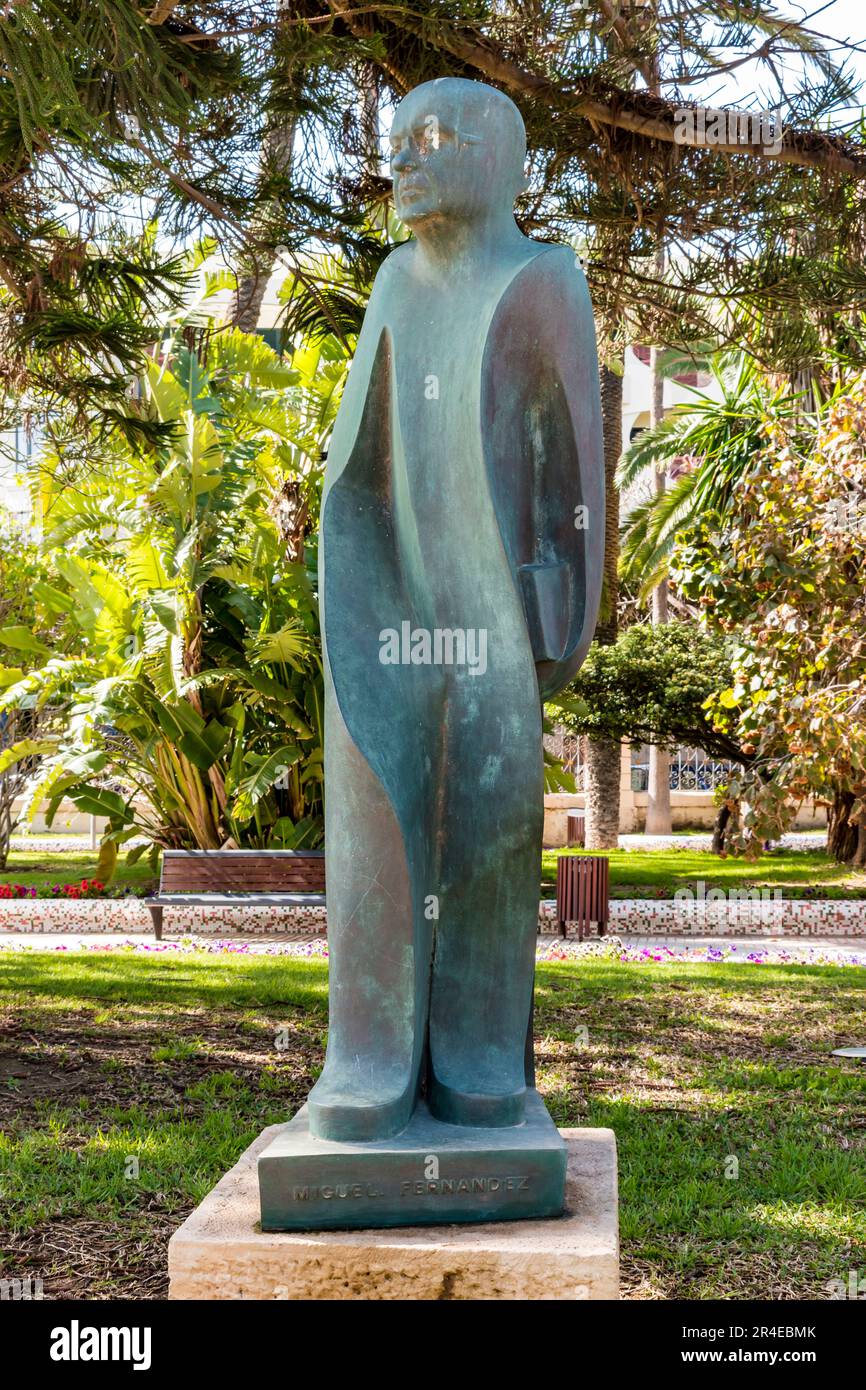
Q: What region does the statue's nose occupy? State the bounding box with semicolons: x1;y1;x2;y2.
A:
391;144;416;173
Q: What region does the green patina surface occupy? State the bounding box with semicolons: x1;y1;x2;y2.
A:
262;77;604;1226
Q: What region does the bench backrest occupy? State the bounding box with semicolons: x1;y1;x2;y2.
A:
160;849;325;894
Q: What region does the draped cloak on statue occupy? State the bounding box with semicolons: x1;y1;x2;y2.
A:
309;237;604;1143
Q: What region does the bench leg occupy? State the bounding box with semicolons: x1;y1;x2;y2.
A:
558;918;567;940
147;905;164;941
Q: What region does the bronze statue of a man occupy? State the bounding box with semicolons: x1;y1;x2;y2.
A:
259;76;603;1230
310;75;603;1139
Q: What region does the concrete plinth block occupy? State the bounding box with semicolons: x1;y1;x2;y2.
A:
168;1123;618;1300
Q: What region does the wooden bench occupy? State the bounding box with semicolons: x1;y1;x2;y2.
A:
145;849;326;939
555;853;609;941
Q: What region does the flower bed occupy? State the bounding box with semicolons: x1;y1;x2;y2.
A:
2;933;863;966
536;937;866;967
0;878;143;901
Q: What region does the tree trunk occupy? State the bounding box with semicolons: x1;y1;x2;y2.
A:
645;326;671;834
596;358;623;647
711;802;731;855
584;737;622;849
230;0;298;333
232;257;275;335
0;780;11;869
0;761;26;871
230;122;296;332
646;743;670;834
584;356;624;850
829;789;860;862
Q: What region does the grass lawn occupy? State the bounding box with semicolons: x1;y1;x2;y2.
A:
541;847;866;899
0;951;864;1299
0;851;156;894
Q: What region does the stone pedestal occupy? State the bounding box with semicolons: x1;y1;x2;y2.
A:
168;1124;618;1300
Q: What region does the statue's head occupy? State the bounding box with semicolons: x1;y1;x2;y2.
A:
389;78;527;230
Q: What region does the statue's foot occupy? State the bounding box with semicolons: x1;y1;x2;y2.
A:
308;1064;416;1143
427;1072;526;1128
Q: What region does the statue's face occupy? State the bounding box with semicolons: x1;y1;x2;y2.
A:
389;88;509;228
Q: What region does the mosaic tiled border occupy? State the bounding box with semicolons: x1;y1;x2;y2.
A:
539;899;866;937
0;900;327;936
1;898;864;937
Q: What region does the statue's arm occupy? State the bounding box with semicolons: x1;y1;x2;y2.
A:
513;247;605;699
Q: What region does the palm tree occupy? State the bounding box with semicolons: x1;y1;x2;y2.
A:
617;354;802;598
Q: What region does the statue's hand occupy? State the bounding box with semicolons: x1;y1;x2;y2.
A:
518;562;571;664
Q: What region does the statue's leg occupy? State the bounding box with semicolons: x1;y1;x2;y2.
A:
308;691;431;1142
427;681;542;1127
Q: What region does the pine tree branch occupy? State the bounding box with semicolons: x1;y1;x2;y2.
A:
385;8;866;178
597;0;656;89
148;2;181;22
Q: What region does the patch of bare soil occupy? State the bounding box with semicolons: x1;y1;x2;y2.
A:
0;1003;324;1299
